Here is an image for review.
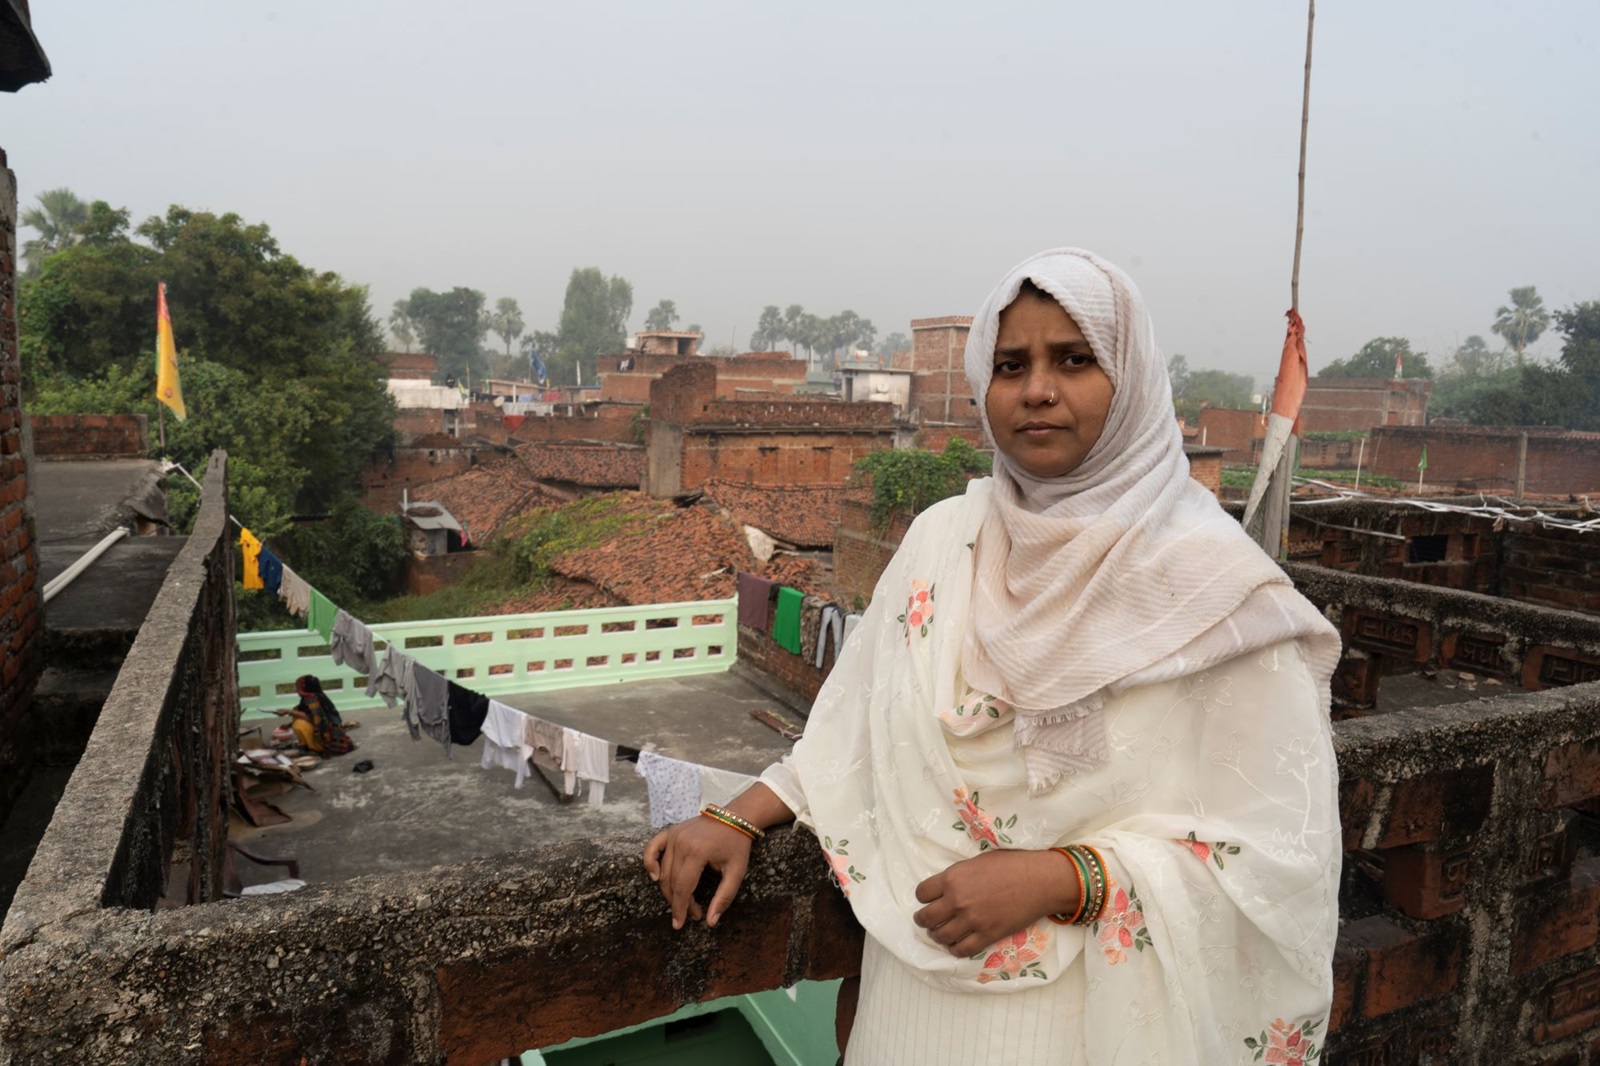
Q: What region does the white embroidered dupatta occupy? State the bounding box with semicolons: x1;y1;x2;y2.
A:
760;480;1339;1060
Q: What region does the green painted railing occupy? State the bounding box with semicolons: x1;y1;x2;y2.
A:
237;598;737;720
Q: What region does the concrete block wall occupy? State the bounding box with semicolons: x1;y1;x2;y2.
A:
0;151;42;826
28;413;148;459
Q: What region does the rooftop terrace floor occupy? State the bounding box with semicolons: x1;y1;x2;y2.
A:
230;671;800;887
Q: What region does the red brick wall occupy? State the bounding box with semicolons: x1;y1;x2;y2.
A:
832;499;912;606
907;319;978;425
1186;449;1223;498
1297;503;1600;615
649;362;718;425
509;406;639;445
1194;407;1264;462
1367;426;1600;496
916;425;988;453
378;351;437;379
1300;377;1430;433
679;430;891;490
708;399;893;430
28;414;148;459
0;151;43;822
361;446;485;511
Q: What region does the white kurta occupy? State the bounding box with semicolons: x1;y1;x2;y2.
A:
761;482;1339;1065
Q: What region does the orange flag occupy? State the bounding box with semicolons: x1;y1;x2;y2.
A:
1243;309;1309;529
156;282;187;421
1272;308;1308;435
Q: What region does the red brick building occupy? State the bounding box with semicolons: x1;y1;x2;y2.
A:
646;362;894;495
898;316;978;426
1300;377;1430;433
1195;407;1267;464
599;350;807;404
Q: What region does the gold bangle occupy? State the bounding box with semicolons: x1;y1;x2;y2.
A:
701;804;765;841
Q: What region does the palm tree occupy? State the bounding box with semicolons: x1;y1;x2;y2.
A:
1492;286;1551;366
19;187;89;275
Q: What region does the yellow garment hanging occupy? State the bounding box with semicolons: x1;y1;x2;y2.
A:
239;527;263;590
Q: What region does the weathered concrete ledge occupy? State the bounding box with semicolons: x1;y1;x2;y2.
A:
1;450;234;941
0;827;858;1065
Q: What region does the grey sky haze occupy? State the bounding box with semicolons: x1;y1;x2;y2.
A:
4;1;1597;383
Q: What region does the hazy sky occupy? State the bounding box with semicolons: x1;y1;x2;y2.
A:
5;1;1597;382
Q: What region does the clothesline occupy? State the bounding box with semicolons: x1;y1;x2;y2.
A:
231;512;781;823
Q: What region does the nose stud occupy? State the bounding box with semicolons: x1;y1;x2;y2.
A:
1046;391;1058;404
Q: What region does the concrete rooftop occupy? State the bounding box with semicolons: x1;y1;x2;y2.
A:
231;671;802;887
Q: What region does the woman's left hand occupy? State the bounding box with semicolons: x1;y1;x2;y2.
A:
912;849;1077;957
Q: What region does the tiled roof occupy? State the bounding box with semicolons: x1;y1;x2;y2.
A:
548;496;756;604
701;479;870;549
513;442;645;488
404;455;561;542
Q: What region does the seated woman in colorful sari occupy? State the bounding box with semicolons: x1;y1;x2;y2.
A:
275;675;355;756
644;249;1342;1065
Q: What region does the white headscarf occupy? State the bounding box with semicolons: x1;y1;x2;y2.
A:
959;248;1339;792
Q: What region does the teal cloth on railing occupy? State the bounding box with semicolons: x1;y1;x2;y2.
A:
309;588;337;642
771;586;803;654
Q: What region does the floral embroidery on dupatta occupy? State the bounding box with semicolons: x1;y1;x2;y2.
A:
1093;878;1152;964
972;924;1051;983
1179;830;1241;869
937;692;1010;736
1243;1016;1323;1063
897;579;935;643
822;835;865;896
951;787;1015;850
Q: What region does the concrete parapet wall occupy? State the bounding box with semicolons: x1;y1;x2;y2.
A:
0;827;859;1065
1;450;235;930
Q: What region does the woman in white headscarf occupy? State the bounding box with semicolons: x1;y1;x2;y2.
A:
645;249;1342;1065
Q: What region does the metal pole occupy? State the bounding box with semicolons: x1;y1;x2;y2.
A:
1354;436;1365;490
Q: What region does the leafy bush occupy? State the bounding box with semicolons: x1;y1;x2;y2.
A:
852;438;991;528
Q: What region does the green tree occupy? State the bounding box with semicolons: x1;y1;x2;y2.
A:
401;286;487;384
552;267;632;385
1428;335;1517;421
1492;286;1551;366
486;296;525;360
644;299;679;331
20;187;90;275
389;300;416;352
875;331;909;360
1171;364;1255;423
20;203;395;527
1318;337;1432;379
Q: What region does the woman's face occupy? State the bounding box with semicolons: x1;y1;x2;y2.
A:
985;293;1114;479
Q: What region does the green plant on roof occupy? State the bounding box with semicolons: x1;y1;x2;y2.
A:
852;438;991;530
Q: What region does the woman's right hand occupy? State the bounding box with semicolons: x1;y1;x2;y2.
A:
643;815;753;930
642;782;795;930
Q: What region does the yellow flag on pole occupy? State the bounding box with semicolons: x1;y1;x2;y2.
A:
155;282;187;421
